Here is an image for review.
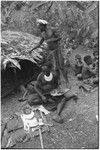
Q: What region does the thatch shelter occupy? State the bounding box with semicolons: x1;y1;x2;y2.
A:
1;30;47;97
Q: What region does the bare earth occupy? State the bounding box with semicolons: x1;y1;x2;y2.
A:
1;46;99;149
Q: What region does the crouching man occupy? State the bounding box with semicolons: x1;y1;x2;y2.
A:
33;63;78;123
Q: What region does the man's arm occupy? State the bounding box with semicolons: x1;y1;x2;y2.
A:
33;74;47;102
29;38;44;54
46;37;61;42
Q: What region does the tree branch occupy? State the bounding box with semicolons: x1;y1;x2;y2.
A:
45;1;53;13
31;1;49;11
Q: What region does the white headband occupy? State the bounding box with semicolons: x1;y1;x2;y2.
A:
37;19;48;25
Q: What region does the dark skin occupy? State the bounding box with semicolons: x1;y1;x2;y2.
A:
22;63;77;123
29;23;67;95
34;66;59;102
29;24;61;54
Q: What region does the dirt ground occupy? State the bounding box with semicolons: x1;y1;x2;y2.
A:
1;46;99;149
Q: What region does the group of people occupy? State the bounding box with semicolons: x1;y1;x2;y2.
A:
31;61;78;123
74;50;99;86
19;19;98;124
19;19;79;123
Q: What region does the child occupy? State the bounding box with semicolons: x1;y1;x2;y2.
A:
74;54;83;76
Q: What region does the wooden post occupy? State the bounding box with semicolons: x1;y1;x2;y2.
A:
54;46;68;92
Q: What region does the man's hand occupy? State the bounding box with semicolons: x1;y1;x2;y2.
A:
46;37;61;43
29;38;44;55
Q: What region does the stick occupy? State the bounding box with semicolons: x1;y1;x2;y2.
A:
1;122;7;141
22;90;28;99
39;126;44;149
40;111;49;132
45;1;53;13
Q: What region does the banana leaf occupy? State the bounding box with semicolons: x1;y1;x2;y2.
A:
1;30;47;70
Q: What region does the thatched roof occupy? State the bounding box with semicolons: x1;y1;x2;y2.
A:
1;30;47;70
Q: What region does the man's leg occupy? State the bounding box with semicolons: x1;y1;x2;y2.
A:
52;97;66;123
56;97;67;116
64;90;78;103
27;94;43;106
52;90;78;123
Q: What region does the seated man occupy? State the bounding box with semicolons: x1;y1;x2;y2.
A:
34;63;59;100
29;19;61;69
33;63;78;123
74;54;83;76
77;55;95;80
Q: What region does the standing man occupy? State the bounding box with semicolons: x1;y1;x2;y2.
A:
29;19;61;70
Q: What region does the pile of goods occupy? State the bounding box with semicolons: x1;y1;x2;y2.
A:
1;105;53;149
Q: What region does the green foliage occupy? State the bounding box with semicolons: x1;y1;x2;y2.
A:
1;1;98;56
1;30;47;70
1;56;21;70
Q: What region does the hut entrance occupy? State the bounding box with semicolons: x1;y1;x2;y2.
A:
1;59;42;98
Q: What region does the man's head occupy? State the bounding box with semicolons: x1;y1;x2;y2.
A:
42;63;52;76
36;19;48;32
75;54;82;62
84;55;92;66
